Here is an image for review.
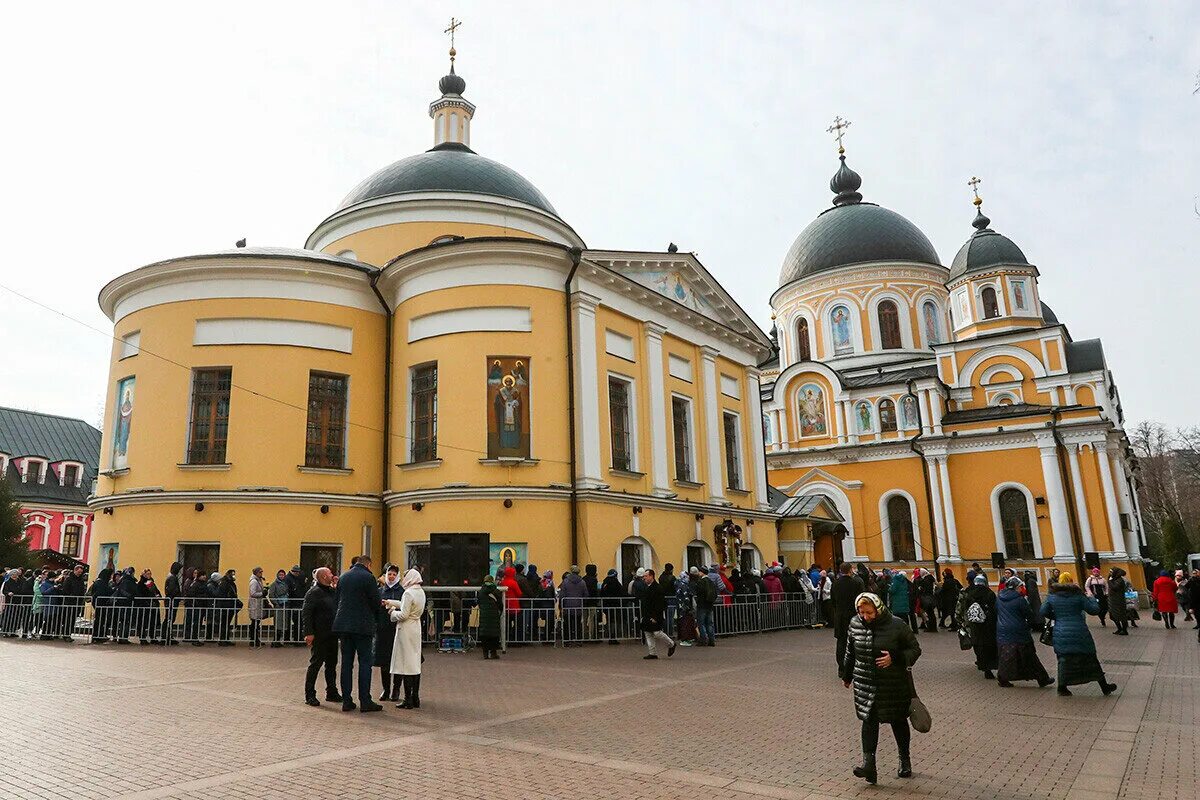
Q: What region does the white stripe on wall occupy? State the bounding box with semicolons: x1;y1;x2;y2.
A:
194;318;354;353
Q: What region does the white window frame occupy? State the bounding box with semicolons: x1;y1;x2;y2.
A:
975;280;1007;320
670;393;697;483
606;371;639;473
22;457;47;485
867;291;914;351
824;300;862;357
1007;277;1032;315
119;330;141;360
990;482;1044;560
915;296;945;348
878;490;923;562
683;541;716;572
0;453;9;476
739;544;763;572
951;287;973;329
790;310;817;363
57;461;85;487
617;535;655;580
721;409;745;491
876;396;899;434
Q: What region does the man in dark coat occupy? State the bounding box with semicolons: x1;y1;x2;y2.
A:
111;567;138;644
285;566;306;645
162;562;182;644
599;568;627;643
840;592;921;784
831;562;865;669
638;569;676;660
302;567;340;706
61;565;87;642
332;556;383;712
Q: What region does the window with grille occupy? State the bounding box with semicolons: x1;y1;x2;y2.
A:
999;488;1035;559
796;318;811;361
878;300;902;349
62;464;79;487
879;399;898;433
187;368;232;464
305;372;348;468
671;396;693;482
410;363;438;463
62;524;82;557
24;461;43;483
887;495;917;561
723;412;742;490
981;286;1000;319
608;376;633;471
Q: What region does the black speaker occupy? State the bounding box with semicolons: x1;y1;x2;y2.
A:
1084;551;1101;570
991;552;1006;570
429;533;490;586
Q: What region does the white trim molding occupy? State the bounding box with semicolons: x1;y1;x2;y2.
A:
879;489;922;562
989;481;1045;560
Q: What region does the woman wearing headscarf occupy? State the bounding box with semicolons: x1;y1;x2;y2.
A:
1151;570;1179;629
1107;567;1131;635
1040;572;1117;696
995;577;1053;688
914;568;937;633
840;592;921;784
888;570;916;634
476;573;503;659
374;564;404;701
938;569;962;630
1084;568;1109;628
957;575;998;679
1022;570;1043;629
388;568;427;709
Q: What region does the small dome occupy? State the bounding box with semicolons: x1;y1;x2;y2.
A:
336;142;557;215
948;211;1030;282
438;68;466;96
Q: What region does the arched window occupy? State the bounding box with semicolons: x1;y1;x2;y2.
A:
796;318;811;361
981;286;1000;319
878;300;902;349
999;488;1034;559
878;399;897;432
922;300;941;345
887;495;916;562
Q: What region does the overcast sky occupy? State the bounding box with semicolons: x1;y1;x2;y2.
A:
1;1;1196;430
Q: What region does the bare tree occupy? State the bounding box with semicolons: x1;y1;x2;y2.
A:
1131;421;1200;562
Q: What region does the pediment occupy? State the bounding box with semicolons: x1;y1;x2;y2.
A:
781;467;864;494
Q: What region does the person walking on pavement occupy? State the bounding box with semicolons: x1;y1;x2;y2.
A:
958;575;999;680
840;592;921;784
832;562;865;669
1040;572;1117;697
1151;570;1179;630
1084;568;1109;628
938;569;962;630
332;555;384;712
476;573;503;659
301;567;341;707
995;577;1053;688
388;568;426;709
1107;567;1131;636
1186;572;1200;641
639;569;676;660
888;570;916;634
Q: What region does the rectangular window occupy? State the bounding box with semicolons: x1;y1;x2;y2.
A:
671;396;693;482
24;461;43;484
304;372;348;468
61;525;82;557
723;411;742;490
187;368;232;464
62;464;79;487
411;363;438;462
177;543;220;577
119;331;141;359
300;543;343;577
608;376;633;471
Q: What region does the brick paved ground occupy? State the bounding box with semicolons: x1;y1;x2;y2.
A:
0;618;1194;800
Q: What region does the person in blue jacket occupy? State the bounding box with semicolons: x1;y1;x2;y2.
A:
888;571;916;633
1039;572;1117;697
995;577;1052;687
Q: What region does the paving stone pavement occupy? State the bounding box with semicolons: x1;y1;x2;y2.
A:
0;617;1195;800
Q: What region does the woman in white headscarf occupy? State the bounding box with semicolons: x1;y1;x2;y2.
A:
388;568;426;709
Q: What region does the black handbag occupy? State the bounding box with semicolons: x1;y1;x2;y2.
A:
957;626;973;650
1039;620;1054;646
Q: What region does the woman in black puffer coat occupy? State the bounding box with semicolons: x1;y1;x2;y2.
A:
840;592;922;784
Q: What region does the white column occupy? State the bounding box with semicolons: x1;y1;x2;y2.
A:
836;399;848;445
1106;445;1140;560
1092;441;1126;559
936;455;961;560
571;292;604;488
642;323;671;497
746;368;770;510
919;390;934;435
929;391;944;435
1065;444;1097;554
1034;432;1075;562
842;400;858;445
925;457;948;560
768;410;780;451
776;407;790;448
699;347;725;504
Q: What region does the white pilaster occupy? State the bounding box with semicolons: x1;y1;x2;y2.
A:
925;457;949;559
1034;432;1075;562
768;410;780;451
1092;441;1126;559
842;400;858;445
777;408;790;448
699;347;725;504
929;391;944;435
746;368;770;510
1065;444;1097;554
919;390;933;435
642;323;672;497
936;455;961;560
1105;444;1140;560
836;399;849;445
571;292;605;488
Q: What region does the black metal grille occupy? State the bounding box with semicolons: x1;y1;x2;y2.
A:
609;377;631;471
672;397;691;482
411;363;438;463
187;368;232;464
305;372;348;468
723;412;741;490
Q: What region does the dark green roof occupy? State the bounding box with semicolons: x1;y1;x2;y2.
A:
948;210;1030;281
0;407;101;507
337;142;557;215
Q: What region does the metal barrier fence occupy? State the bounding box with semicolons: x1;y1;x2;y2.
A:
0;591;826;650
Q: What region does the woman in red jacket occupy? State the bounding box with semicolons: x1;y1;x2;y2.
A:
1151;570;1180;629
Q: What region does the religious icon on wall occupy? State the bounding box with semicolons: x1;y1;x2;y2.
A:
900;395;918;429
855;401;873;433
487;356;531;458
922;301;941;345
101;543;119;572
1012;280;1027;311
797;383;827;437
112;376;135;470
830;305;853;354
489;542;528;572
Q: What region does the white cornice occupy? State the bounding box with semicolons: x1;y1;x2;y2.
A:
90;490;383;510
770;262;950;308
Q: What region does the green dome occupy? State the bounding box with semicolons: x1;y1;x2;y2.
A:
948;210;1030;282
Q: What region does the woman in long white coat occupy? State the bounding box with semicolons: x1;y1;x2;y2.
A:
388;568;426;709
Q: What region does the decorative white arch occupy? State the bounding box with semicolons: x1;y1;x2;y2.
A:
617;535;656;579
988;390;1021;407
878;489;923;562
913;292;948;348
957;345;1048;387
683;541;715;572
989;482;1044;559
979;364;1024;385
867;290;916;351
818;295;866;357
770;360;847;406
787;308;817;364
739;543;764;571
974;279;1008;320
788;479;859;561
877;395;899;434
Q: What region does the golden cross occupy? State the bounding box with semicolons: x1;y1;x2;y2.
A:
826;116;851;154
444;16;462;52
968;176;982;206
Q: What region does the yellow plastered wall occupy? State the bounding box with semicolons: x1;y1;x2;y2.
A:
389;284;571;491
957;349;1048;408
662;335;707;504
97;298;386;498
945;447;1050;562
323;221;545;266
596;307;652;495
88;503;382;581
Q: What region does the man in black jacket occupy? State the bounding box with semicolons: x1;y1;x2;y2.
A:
61;565;87;642
162;562;182;644
639;569;676;660
331;556;383;712
112;567;138;644
285;566;305;646
302;567;341;706
832;562;865;669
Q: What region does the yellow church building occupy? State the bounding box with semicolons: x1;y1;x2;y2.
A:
88;52;779;584
763;130;1147;587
